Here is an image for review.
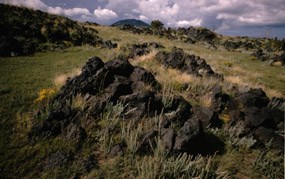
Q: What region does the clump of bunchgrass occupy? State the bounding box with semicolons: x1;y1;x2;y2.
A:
253;150;284;179
98;102;125;154
136;138;229;179
209;126;256;150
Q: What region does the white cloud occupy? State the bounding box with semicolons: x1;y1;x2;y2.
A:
177;19;202;27
4;0;92;18
63;8;91;16
47;7;91;16
94;7;118;20
4;0;47;10
139;15;149;21
138;0;180;24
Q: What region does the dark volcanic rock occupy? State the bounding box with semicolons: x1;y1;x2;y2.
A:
44;151;71;170
223;40;242;50
76;155;97;172
192;107;221;128
31;56;162;140
219;88;285;151
137;129;158;154
120;42;165;59
234;88;270;109
0;37;22;56
155;47;222;78
243;107;276;129
56;56;104;100
174;118;202;152
161;128;175;151
204;85;231;112
64;123;87;143
102;40;117;49
30;56;194;147
163;96;192;126
254;126;284;150
186;26;217;42
109;142;126;157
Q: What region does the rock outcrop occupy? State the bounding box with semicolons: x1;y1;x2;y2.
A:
30;56;211;155
204;87;284;150
30;51;284;155
155;48;222;78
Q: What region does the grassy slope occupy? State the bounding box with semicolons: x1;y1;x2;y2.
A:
0;25;284;178
95;26;285;97
0;46;111;177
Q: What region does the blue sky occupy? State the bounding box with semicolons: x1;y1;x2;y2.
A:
2;0;285;39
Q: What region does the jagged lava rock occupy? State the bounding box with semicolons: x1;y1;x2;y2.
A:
155;47;222;78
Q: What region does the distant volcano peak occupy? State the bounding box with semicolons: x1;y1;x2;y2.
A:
111;19;150;27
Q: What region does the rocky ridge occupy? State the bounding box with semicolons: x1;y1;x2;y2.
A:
117;24;285;66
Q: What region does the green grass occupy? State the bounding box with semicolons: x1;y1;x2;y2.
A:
0;45;115;177
0;46;113;115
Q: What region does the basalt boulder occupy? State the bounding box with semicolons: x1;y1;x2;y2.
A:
155;48;222;78
234;88;270;109
218;88;284;150
119;42;165;59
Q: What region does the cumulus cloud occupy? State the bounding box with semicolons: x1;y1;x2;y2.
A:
177;19;202;27
3;0;92;18
100;0;285;29
4;0;47;10
47;7;91;16
94;7;118;20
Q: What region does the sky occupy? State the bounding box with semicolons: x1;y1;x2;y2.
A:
2;0;285;39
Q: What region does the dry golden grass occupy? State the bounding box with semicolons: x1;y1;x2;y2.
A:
132;50;226;103
224;76;247;86
156;67;195;86
200;95;213;108
132;51;157;63
130;51;195;90
270;61;283;67
225;75;284;98
231;66;262;78
53;68;81;89
263;88;284;98
71;94;86;111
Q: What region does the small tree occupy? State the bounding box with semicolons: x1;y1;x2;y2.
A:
150;20;164;30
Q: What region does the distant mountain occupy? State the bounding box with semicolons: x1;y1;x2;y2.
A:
111;19;150;27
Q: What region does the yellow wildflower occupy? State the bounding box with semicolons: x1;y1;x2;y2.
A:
219;114;231;123
34;88;56;103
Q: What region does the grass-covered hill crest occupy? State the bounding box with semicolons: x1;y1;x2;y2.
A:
0;3;105;57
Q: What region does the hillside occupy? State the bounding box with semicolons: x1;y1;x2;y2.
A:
0;4;284;179
112;19;150;27
0;4;105;57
